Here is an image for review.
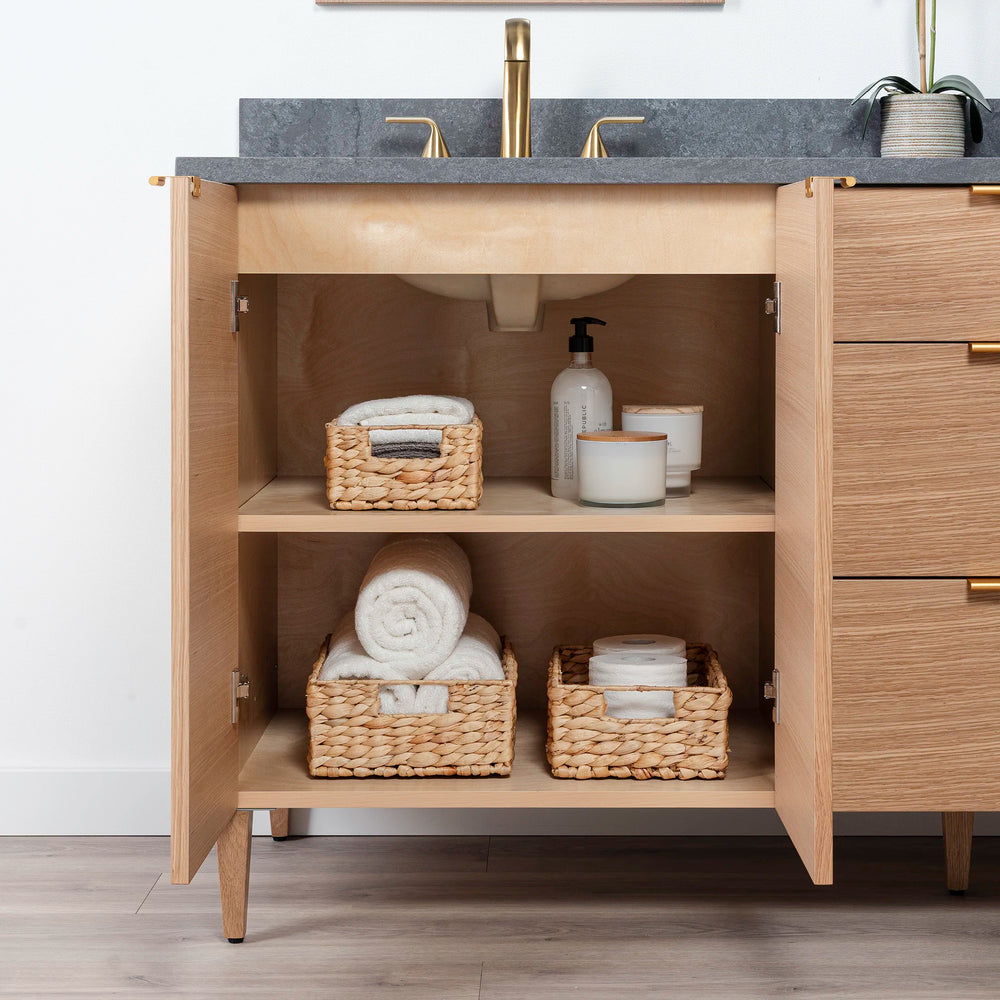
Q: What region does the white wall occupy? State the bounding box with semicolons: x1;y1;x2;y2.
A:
2;0;998;835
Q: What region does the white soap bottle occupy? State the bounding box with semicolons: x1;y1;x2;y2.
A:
551;316;613;499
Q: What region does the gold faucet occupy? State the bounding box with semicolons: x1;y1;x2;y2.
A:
501;19;530;157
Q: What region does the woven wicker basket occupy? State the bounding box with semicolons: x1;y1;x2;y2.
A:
325;417;483;510
306;635;517;777
547;643;731;780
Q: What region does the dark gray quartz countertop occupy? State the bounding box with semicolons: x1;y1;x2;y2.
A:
175;98;1000;185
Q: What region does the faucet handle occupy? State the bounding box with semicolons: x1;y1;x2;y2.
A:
386;117;450;158
580;117;646;158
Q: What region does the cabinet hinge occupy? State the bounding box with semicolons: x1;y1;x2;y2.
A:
763;669;780;725
231;670;250;725
230;280;251;333
764;281;781;335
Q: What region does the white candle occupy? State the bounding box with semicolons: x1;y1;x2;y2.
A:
576;431;667;507
621;405;704;497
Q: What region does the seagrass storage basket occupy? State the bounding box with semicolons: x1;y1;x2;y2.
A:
324;416;483;510
547;643;731;780
306;635;517;777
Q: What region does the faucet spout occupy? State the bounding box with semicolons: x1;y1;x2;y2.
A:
501;19;530;157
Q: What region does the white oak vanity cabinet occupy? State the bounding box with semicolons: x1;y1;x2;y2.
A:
168;176;1000;942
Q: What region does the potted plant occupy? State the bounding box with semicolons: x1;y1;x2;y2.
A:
853;0;991;157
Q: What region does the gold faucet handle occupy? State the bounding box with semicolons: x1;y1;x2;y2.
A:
580;117;646;159
386;117;450;158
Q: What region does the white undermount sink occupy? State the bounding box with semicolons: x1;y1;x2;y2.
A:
396;273;635;331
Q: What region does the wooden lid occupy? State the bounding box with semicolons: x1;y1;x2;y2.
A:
622;404;704;414
576;430;668;442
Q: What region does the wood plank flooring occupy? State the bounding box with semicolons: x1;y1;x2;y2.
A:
0;835;998;999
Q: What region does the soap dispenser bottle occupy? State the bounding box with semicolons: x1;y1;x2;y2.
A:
551;316;613;499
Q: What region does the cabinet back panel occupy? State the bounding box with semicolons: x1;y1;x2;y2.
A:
274;274;766;480
276;532;763;711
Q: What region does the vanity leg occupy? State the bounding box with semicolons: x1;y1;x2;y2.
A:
218;810;253;943
942;811;974;895
270;808;290;841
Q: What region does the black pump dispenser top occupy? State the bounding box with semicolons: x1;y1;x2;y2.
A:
568;316;606;353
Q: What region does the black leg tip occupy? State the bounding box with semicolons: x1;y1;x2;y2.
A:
272;835;289;842
227;937;245;944
949;889;967;896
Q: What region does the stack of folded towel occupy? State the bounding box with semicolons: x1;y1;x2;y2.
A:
319;535;505;714
337;395;476;460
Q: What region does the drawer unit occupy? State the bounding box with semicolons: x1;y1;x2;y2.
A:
833;188;1000;342
832;578;1000;811
833;343;1000;576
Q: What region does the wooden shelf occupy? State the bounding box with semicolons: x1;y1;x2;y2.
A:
237;476;775;534
237;710;775;809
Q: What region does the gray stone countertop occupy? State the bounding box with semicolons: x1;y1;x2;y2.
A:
174;154;1000;186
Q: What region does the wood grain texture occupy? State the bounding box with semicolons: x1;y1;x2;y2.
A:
171;177;240;885
238;185;775;275
216;810;252;942
238;273;277;504
833;345;1000;576
832;579;1000;811
238;533;277;768
269;809;289;839
238;710;774;809
944;812;975;893
773;178;834;884
238;476;775;533
275;274;768;480
276;532;765;712
833;187;1000;341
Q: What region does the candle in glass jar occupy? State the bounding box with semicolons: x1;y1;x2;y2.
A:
576;431;667;507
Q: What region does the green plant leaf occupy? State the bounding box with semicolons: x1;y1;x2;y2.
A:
970;100;985;143
851;77;920;139
930;74;992;111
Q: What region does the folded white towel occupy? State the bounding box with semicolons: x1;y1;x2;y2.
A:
319;611;503;716
355;536;473;675
367;428;444;447
338;395;475;428
406;614;505;714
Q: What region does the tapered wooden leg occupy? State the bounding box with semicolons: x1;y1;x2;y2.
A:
270;808;290;841
942;811;974;895
217;810;252;943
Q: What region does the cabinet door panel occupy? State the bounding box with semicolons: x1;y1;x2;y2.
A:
833;344;1000;576
774;178;834;885
171;178;240;884
833;579;1000;810
833;188;1000;341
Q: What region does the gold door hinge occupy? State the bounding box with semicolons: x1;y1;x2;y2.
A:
230;280;251;333
764;669;780;724
764;281;781;334
231;670;250;724
804;176;856;198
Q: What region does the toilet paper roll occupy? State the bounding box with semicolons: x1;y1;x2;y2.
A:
588;652;688;720
593;634;686;657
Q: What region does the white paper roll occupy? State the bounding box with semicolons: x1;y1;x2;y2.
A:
588;652;688;719
593;634;686;657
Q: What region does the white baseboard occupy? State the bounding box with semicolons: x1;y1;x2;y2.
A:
3;769;997;837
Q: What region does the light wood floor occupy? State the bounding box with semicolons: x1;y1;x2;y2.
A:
1;835;998;999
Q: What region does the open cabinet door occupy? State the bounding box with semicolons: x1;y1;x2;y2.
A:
171;177;240;884
773;177;834;884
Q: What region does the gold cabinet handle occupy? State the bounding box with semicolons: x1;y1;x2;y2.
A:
968;579;1000;593
385;117;450;158
970;186;1000;196
970;343;1000;355
580;117;645;158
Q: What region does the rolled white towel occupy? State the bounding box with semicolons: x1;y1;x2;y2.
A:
408;614;505;714
338;395;475;428
355;536;473;675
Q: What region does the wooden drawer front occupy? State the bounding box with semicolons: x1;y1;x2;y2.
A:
833;187;1000;342
833;344;1000;576
833;579;1000;811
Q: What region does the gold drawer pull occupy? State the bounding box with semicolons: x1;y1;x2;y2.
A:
971;186;1000;196
970;343;1000;355
968;579;1000;593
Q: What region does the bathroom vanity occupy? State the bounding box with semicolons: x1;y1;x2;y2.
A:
164;104;1000;939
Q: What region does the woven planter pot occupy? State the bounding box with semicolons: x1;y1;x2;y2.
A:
880;93;966;158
